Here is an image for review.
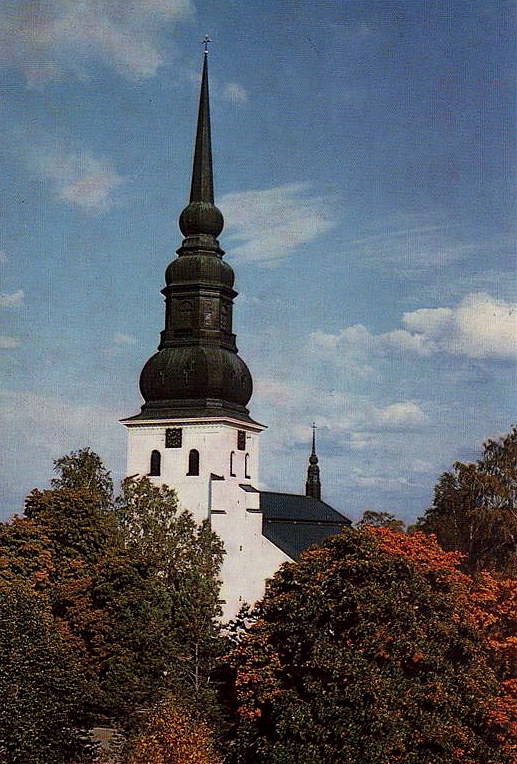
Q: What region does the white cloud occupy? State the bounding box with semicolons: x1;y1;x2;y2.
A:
0;390;126;517
402;293;517;360
220;183;338;264
310;293;517;365
0;289;24;308
0;336;20;349
0;251;8;263
113;332;136;346
0;0;193;85
222;82;248;104
37;150;125;212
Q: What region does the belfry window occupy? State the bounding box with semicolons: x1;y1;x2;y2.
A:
150;450;161;477
187;449;200;476
245;453;251;479
230;451;236;477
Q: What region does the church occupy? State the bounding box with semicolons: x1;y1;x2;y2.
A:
121;47;350;620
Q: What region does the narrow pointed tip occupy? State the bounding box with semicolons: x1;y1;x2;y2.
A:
189;49;214;204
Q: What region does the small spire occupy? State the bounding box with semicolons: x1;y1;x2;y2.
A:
190;44;214;204
306;422;321;500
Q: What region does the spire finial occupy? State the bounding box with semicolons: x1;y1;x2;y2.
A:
202;34;211;54
311;422;316;456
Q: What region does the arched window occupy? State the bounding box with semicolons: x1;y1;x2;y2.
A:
245;453;251;479
230;451;236;477
150;450;161;476
187;449;199;476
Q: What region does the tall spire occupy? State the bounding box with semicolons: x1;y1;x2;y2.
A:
190;41;214;204
306;423;322;500
134;43;254;424
178;43;224;248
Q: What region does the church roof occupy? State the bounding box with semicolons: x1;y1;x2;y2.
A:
258;491;351;561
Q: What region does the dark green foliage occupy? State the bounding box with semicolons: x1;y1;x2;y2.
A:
0;582;94;764
415;426;517;574
226;529;511;764
115;477;225;718
356;509;405;531
52;447;113;509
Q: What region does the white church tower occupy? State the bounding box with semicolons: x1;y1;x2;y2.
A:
121;46;290;619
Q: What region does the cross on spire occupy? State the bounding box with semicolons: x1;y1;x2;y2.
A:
202;34;211;54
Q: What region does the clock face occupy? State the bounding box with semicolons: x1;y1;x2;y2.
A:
237;430;246;451
165;428;182;448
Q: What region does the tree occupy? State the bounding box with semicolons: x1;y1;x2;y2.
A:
225;527;513;764
356;509;405;531
0;580;94;764
121;697;222;764
52;447;113;510
415;427;517;575
114;477;225;716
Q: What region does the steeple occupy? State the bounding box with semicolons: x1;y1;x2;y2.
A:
305;423;321;500
190;44;214;204
134;45;255;424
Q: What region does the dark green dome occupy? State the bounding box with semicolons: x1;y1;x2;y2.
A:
165;253;234;289
140;346;252;410
179;201;224;238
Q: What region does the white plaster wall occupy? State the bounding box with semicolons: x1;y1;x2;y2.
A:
123;417;290;620
125;419;260;524
211;484;292;620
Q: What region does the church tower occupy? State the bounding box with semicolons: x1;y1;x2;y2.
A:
121;46;285;619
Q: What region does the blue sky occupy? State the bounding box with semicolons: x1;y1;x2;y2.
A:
0;0;515;523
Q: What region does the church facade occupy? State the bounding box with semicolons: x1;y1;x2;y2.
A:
121;49;349;620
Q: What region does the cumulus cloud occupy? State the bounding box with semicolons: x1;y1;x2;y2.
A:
0;336;20;349
402;293;517;360
0;0;193;85
37;150;125;212
310;292;517;365
0;289;24;308
220;183;338;264
222;82;248;104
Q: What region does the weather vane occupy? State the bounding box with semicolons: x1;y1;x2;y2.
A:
202;34;211;54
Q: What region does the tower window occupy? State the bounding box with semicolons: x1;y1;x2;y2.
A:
150;450;161;477
245;453;251;479
187;449;200;476
237;430;246;451
230;451;236;477
165;428;182;448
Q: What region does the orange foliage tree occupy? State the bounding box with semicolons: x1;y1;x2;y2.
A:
122;698;222;764
225;526;515;764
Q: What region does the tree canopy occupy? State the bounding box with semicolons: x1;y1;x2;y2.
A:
415;427;517;575
0;581;93;764
225;527;514;764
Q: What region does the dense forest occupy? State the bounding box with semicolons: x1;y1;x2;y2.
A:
0;428;515;763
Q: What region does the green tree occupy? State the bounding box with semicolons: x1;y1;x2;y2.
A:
52;447;113;509
415;427;517;575
224;528;512;764
0;581;94;764
114;478;225;715
356;509;405;531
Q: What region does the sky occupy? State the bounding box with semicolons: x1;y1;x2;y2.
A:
0;0;515;524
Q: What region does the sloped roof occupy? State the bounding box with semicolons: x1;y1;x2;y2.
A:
259;491;351;561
